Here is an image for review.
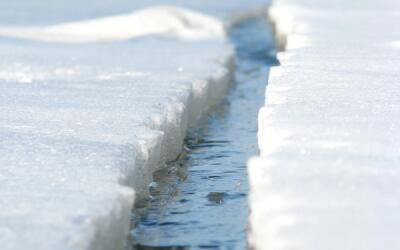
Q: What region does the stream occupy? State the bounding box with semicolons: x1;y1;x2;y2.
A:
129;16;278;250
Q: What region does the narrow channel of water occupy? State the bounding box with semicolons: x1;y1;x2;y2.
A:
129;16;278;250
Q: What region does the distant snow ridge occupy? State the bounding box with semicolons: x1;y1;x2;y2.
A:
0;6;226;43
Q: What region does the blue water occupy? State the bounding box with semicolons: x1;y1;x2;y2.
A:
130;17;278;250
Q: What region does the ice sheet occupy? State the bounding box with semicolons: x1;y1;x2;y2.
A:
249;0;400;249
0;1;258;249
0;36;236;249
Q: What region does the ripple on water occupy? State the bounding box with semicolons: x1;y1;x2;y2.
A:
129;16;278;249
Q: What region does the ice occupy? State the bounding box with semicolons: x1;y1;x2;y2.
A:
0;0;274;249
0;38;235;249
249;0;400;249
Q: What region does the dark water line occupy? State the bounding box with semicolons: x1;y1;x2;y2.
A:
129;16;278;250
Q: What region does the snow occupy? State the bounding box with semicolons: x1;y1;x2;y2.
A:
0;0;279;249
249;0;400;249
0;6;225;43
0;37;236;249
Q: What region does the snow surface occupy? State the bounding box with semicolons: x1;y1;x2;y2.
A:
0;39;234;250
249;0;400;249
0;6;225;43
0;1;271;249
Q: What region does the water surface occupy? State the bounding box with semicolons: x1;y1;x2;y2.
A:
130;17;278;249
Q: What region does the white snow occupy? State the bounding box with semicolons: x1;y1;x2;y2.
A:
0;6;226;43
249;0;400;249
0;38;234;250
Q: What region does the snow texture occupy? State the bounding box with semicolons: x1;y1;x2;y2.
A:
0;39;234;250
0;0;277;249
249;0;400;249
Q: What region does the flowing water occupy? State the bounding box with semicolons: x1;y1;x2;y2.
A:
129;16;278;250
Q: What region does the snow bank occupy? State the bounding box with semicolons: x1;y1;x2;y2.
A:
0;5;239;250
249;0;400;249
0;6;225;43
0;38;234;250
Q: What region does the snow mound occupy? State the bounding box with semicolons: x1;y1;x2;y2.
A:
0;6;226;43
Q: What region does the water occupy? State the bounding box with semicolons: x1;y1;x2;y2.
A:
129;17;278;249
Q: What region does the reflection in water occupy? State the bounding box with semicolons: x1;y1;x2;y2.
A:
129;17;278;249
134;245;188;250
